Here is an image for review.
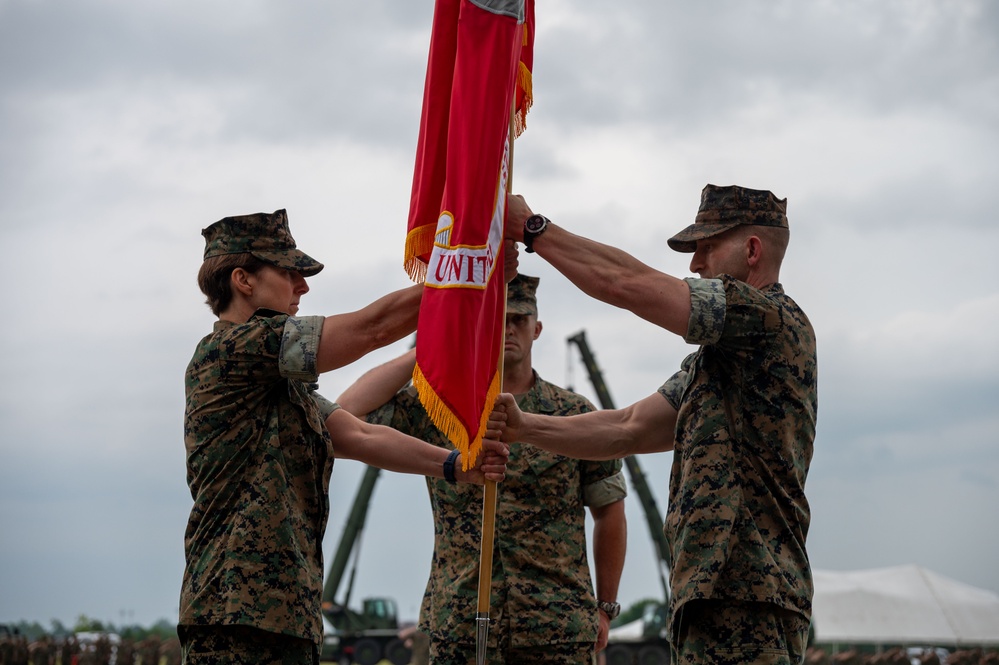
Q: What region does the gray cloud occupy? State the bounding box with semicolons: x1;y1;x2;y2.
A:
2;0;997;630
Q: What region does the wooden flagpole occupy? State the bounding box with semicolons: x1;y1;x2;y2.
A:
475;88;518;665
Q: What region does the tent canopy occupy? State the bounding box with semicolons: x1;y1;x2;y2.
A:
608;618;646;643
812;564;999;646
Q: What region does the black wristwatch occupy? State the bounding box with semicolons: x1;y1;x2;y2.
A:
523;214;550;253
598;600;621;619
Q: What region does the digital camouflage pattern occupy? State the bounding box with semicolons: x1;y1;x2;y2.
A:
182;310;337;645
671;599;809;665
658;276;817;640
505;274;539;316
368;373;626;650
668;184;789;253
202;209;324;277
180;625;317;665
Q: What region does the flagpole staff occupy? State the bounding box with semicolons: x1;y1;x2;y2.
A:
475;89;518;665
475;480;498;665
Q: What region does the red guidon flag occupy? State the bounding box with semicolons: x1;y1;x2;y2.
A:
406;0;534;468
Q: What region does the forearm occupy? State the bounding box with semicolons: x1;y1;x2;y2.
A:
337;349;417;417
516;393;675;460
337;424;450;477
329;409;453;478
318;284;422;372
534;223;647;303
532;224;691;337
357;283;423;349
327;409;505;483
591;500;627;605
519;410;637;461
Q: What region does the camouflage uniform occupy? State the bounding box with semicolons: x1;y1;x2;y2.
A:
369;374;626;659
658;275;817;655
181;210;335;652
181;309;337;644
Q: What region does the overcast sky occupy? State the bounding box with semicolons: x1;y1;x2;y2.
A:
1;0;998;631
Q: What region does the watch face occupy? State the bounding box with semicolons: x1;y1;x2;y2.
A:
525;215;547;233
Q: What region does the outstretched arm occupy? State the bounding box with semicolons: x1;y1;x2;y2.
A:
327;408;508;484
337;348;417;417
318;284;423;373
487;391;677;460
506;194;691;338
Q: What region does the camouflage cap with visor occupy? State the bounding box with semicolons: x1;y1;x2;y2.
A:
507;274;540;316
667;184;788;253
202;209;324;277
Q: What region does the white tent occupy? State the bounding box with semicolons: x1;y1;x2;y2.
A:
607;618;646;643
812;564;999;646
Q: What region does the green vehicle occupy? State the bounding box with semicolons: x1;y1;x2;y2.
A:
321;465;411;665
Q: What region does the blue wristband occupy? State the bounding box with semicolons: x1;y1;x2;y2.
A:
443;449;460;484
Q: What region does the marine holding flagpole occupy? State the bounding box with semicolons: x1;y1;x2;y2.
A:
178;210;509;663
493;185;818;664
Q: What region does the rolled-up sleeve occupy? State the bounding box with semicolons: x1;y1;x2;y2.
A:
583;470;628;508
658;352;697;410
312;393;340;421
279;315;325;381
683;278;726;346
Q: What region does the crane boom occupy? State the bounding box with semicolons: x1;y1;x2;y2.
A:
567;330;671;602
323;464;381;610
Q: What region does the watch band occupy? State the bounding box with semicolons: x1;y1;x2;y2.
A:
597;600;621;619
443;449;460;484
523;214;550;253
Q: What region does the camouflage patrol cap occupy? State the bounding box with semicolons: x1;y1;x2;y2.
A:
667;184;788;253
202;209;324;276
507;274;540;316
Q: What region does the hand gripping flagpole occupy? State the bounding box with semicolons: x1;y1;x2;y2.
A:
475;87;519;665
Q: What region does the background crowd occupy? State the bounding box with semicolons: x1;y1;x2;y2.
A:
0;630;179;665
803;646;999;665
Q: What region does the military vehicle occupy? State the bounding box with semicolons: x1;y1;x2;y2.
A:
321;465;411;665
566;330;672;665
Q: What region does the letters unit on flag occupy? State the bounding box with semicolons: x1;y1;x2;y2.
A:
405;0;532;468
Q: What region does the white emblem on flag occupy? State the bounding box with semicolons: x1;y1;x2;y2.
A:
425;136;509;290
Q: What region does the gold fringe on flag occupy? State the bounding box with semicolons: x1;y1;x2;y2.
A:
413;360;502;471
513;60;532;138
404;223;437;282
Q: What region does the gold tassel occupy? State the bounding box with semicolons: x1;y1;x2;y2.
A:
404;224;437;282
413;362;502;471
514;62;533;138
470;369;502;470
